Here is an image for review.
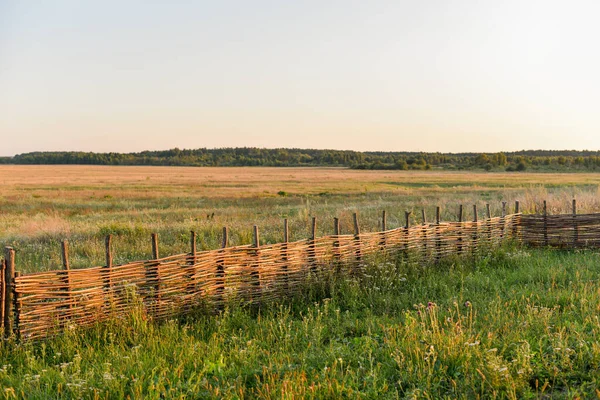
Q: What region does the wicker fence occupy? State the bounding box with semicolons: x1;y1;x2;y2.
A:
0;202;542;341
521;200;600;248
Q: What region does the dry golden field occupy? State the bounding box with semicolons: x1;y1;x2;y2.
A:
1;165;599;271
2;165;600;199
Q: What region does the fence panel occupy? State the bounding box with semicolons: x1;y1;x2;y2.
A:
10;212;524;341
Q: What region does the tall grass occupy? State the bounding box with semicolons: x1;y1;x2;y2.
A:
1;247;600;398
3;183;600;273
2;167;600;398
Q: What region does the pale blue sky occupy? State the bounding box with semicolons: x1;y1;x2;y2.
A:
1;1;599;156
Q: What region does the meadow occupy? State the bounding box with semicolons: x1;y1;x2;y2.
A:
2;165;600;272
1;166;600;398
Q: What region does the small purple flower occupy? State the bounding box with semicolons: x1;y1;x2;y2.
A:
464;301;472;308
427;302;436;310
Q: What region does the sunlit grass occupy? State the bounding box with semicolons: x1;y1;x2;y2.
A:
1;248;600;398
1;166;600;272
1;167;600;397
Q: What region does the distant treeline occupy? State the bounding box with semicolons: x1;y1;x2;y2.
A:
3;148;600;171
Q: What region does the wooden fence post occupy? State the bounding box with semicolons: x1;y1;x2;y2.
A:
253;226;260;247
103;235;113;309
61;240;70;270
457;205;464;255
4;247;15;338
472;205;478;256
435;206;441;262
190;231;197;264
282;220;289;292
572;199;578;247
222;227;229;249
353;213;362;268
333;217;341;270
13;271;21;340
252;225;261;300
421;209;428;261
149;233;160;312
513;200;520;240
61;240;73;313
404;211;412;260
486;204;492;247
187;231;196;296
216;227;228;304
0;259;4;330
543;200;548;247
104;235;113;291
379;210;387;249
500;201;507;240
309;217;317;273
151;233;159;259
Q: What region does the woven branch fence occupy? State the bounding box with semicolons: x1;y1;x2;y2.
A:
521;199;600;248
0;199;568;342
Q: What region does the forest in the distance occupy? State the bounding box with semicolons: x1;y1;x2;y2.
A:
3;148;600;171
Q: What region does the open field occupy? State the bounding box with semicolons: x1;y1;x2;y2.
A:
2;166;600;398
1;166;600;272
3;165;600;199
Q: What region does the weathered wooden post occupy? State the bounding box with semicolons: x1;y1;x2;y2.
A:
283;220;289;243
186;231;197;296
513;200;520;240
13;271;21;340
353;213;362;269
572;199;578;248
149;233;160;312
104;235;113;291
0;258;5;330
457;205;464;255
103;235;113;309
486;204;492;247
379;210;387;250
333;217;341;271
309;217;317;273
252;225;261;300
404;211;412;260
216;227;228;303
500;201;507;240
190;231;197;264
282;219;289;292
543;200;549;247
61;240;73;313
472;205;478;256
435;206;441;262
3;247;15;338
151;233;159;260
421;209;428;261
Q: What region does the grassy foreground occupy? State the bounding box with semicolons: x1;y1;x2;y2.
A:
1;247;600;399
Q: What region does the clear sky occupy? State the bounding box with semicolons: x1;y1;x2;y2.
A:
1;1;599;156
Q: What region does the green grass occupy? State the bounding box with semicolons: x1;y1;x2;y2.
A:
2;167;600;397
2;247;600;398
